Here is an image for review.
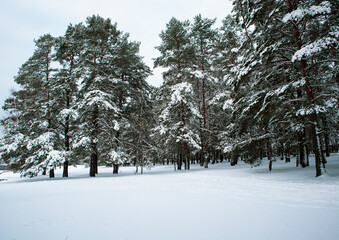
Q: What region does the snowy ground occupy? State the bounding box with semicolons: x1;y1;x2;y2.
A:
1;155;339;240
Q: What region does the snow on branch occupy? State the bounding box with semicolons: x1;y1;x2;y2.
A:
109;148;128;165
296;105;328;116
292;36;338;62
1;133;26;153
27;132;56;151
170;82;193;105
282;1;331;23
73;136;91;149
59;108;79;120
82;90;119;111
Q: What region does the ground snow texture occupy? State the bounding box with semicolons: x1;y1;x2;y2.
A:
1;155;339;240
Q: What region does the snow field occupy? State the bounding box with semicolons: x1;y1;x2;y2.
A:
0;155;339;240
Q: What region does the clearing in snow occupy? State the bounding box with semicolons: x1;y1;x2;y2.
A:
0;155;338;240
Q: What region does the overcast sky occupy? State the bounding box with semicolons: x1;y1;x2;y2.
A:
0;0;233;118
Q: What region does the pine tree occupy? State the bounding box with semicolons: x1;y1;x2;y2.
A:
231;0;338;175
190;14;218;168
73;15;122;177
154;18;201;170
1;34;62;178
108;34;152;174
54;23;83;177
213;14;241;165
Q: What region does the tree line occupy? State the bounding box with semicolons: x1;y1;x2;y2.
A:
1;0;338;178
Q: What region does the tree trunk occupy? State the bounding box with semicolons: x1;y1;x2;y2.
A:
90;107;99;177
287;0;325;176
230;153;238;166
90;152;97;177
136;81;144;174
202;69;208;169
204;154;208;168
63;161;69;178
268;160;273;172
324;132;330;157
298;132;306;168
285;149;291;163
310;120;323;177
322;118;330;157
177;152;182;170
113;164;119;174
220;152;224;163
49;169;55;178
267;137;273;172
185;155;190;170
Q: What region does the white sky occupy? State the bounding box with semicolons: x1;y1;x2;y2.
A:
0;0;234;117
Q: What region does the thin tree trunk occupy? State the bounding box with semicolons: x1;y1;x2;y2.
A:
287;0;325;176
230;154;238;166
136;82;144;174
202;61;208;169
298;132;307;168
113;164;119;174
63;51;74;178
220;152;224;163
178;152;182;170
63;112;70;178
49;169;55;178
63;160;69;178
324;132;330;157
90;152;97;177
285;148;291;163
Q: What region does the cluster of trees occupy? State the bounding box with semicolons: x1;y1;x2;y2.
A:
153;0;338;177
1;0;338;178
0;15;154;177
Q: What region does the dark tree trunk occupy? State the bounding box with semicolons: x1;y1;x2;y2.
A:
90;152;97;177
269;160;273;172
285;149;291;163
319;137;327;165
113;164;119;174
94;156;98;174
63;115;70;178
230;153;238;166
286;0;325;176
49;169;55;178
322;118;331;157
324;133;330;157
185;156;190;170
177;153;182;170
267;138;273;172
310;120;323;177
306;145;310;167
202;70;208;169
298;132;307;168
63;161;69;178
212;151;215;165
